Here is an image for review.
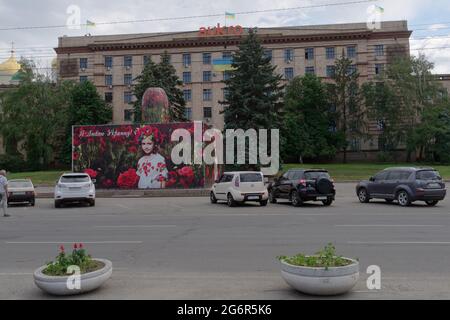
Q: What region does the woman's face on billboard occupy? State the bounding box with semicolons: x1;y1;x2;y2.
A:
141;136;154;154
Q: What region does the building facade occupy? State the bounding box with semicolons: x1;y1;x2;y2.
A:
55;20;412;159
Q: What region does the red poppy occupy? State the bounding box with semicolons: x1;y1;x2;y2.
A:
73;243;78;249
128;146;138;154
79;243;83;249
102;179;114;188
72;152;79;161
84;169;98;179
60;245;65;252
117;169;139;189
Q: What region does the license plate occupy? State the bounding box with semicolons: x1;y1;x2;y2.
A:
247;196;260;200
317;196;327;200
69;187;81;191
13;192;26;196
428;183;441;189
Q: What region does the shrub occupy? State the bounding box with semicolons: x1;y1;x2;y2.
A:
0;154;27;172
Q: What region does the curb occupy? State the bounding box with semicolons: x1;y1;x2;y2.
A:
36;189;210;199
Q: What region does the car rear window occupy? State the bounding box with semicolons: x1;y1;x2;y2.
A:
8;181;32;188
60;176;90;183
416;170;441;181
304;171;331;180
240;173;263;182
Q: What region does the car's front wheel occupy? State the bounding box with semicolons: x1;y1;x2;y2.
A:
260;199;268;207
30;199;35;207
210;192;217;204
89;199;95;207
268;189;277;204
322;198;333;206
358;188;370;203
425;200;439;207
54;200;62;208
290;191;302;207
397;190;411;207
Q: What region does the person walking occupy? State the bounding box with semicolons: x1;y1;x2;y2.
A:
0;170;9;217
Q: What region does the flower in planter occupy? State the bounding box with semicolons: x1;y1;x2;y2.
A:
43;244;101;276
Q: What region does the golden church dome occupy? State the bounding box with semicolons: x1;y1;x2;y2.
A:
0;53;20;76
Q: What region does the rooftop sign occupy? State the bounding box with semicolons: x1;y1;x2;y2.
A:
199;23;244;37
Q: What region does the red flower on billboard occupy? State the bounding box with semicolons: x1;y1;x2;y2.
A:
72;152;80;161
166;171;178;188
134;126;163;145
102;179;114;188
84;169;98;179
178;166;195;187
117;169;139;189
128;146;138;154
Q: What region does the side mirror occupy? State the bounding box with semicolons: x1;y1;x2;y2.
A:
92;179;97;184
369;177;375;182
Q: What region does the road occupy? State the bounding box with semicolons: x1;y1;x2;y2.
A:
0;183;449;299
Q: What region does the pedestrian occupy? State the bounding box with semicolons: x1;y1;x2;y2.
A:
0;170;9;217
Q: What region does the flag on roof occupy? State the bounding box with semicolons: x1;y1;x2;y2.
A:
225;12;236;19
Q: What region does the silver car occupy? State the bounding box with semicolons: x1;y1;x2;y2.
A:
54;173;96;208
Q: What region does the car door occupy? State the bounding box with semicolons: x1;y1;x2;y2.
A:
279;171;293;198
214;174;229;200
384;171;407;198
369;171;389;197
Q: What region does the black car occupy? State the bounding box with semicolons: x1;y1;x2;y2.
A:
268;169;336;207
356;167;446;207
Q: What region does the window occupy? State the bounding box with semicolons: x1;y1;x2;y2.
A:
284;49;294;62
203;71;212;82
347;46;357;58
350;138;360;151
374;171;389;181
416;170;441;181
375;63;384;75
305;66;315;75
305;48;314;60
183;72;191;84
328;120;337;132
222;51;232;60
80;58;88;69
223;88;230;100
240;173;263;182
377;119;385;130
223;71;231;81
124;91;133;104
347;65;357;75
79;76;88;82
124;109;133;122
162;54;171;64
182;53;191;67
305;171;331;180
326;65;336;78
105;56;113;68
386;171;409;181
263;49;273;62
124;55;133;68
203;89;212;101
326;47;335;60
124;74;132;86
185;108;192;120
143;55;151;66
105;75;113;86
183;89;192;102
375;45;384;56
203;107;212;118
284;67;294;80
203;53;212;65
105;92;113;103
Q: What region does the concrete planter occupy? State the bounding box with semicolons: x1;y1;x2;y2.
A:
280;258;359;296
34;258;112;296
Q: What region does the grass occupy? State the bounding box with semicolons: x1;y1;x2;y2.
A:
282;163;450;181
7;170;68;186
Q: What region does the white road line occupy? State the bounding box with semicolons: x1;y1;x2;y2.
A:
94;225;177;228
348;241;450;245
5;241;143;244
115;204;131;210
0;273;33;276
336;225;444;227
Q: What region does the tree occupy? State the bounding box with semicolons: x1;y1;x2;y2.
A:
58;80;113;165
221;28;284;169
281;74;342;162
328;54;367;163
133;52;186;123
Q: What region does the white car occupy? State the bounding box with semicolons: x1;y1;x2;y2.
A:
210;171;269;207
54;173;96;208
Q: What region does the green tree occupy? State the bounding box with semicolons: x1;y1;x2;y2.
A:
58;80;113;165
133;52;186;123
282;74;341;162
221;28;284;169
328;54;367;163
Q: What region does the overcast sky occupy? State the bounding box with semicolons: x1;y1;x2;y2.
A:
0;0;449;73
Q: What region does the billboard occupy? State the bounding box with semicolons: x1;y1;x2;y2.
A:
72;123;216;189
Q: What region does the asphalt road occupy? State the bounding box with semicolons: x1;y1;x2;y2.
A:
1;183;450;300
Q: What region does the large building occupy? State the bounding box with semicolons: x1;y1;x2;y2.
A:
55;20;412;159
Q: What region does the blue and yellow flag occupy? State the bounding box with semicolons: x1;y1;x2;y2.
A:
225;12;235;20
213;58;234;72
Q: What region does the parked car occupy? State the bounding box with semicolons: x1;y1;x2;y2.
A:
7;179;35;206
356;167;446;207
54;173;96;208
268;169;335;206
210;172;269;207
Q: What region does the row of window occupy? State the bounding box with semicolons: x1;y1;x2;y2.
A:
120;107;211;122
78;45;386;70
283;63;385;80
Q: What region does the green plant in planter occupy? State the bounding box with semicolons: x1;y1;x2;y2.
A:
43;244;104;276
278;243;354;270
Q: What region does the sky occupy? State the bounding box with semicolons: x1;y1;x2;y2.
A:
0;0;449;73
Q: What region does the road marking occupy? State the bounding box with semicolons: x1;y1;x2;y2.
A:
348;241;450;245
336;225;444;227
5;241;143;244
94;225;177;229
115;204;131;210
